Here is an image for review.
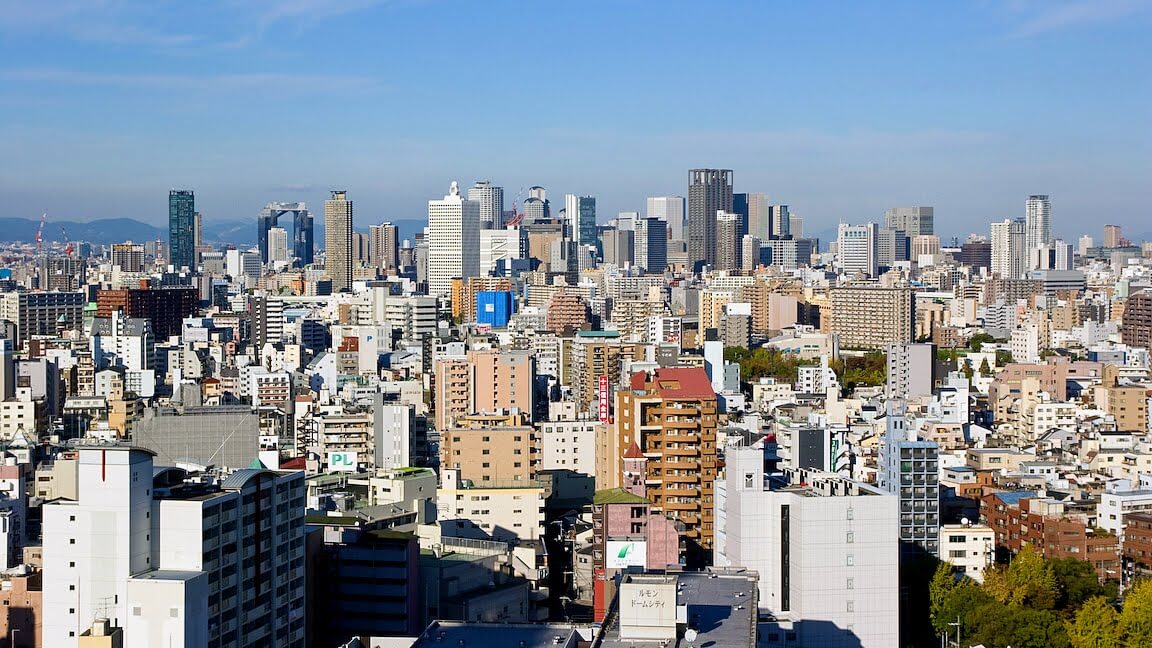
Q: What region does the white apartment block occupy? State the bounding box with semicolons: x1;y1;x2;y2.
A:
940;523;994;583
715;446;899;648
43;445;307;648
538;419;598;476
436;469;545;542
1099;489;1152;536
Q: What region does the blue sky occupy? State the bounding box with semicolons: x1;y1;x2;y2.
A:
1;0;1150;241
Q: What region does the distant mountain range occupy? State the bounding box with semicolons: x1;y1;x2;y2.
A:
0;217;429;248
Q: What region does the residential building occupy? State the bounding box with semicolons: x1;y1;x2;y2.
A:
715;211;741;271
939;522;994;583
0;291;86;345
827;287;915;351
324;190;353;292
878;401;941;558
886;343;937;399
991;218;1027;279
1025;194;1052;251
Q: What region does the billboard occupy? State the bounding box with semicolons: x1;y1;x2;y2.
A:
327;451;358;472
606;540;648;569
598;375;612;424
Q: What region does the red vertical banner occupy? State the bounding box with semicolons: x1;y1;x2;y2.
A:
598;375;611;424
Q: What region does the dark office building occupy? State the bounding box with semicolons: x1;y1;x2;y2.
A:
168;189;196;270
95;286;199;340
958;239;992;273
687;168;733;271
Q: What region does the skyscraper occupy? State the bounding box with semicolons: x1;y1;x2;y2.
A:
1103;224;1123;248
267;226;289;264
646;196;685;240
325;191;353;292
1025;194;1052;251
770;204;791;239
468;180;505;230
634;216;668;274
370;222;399;270
836;222;879;277
259;202;313;266
687;169;733;270
428;181;481;298
741;192;770;240
884;206;934;237
168;189;195;270
991;218;1027;278
715;211;741;271
565;194;598;252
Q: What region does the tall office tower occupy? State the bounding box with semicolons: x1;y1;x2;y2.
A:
715;211;741;271
427;181;481;298
875;227;907;267
837;222;879;277
370;222;400;270
267;227;289;264
770;205;791;239
193;211;203;253
687;168;733;270
745;192;770;239
168;189;195;270
43;446;307;647
731;192;749;239
564;194;598;251
991;218;1027;278
634;217;668;274
526;185;550;218
1103;224;1123;248
522;197;547;222
324;191;354;292
1025;194;1052;251
789;213;804;239
468;180;505;229
884;206;934;237
878;400;941;559
110;243;146;273
646;196;686;240
741;235;762;271
260;203;313;266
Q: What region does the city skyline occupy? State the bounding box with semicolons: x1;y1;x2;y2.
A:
1;2;1149;237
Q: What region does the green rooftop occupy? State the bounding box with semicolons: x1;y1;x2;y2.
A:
594;488;648;505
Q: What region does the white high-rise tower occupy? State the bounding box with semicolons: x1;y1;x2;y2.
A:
1025;195;1051;251
428;181;480;298
991;218;1027;278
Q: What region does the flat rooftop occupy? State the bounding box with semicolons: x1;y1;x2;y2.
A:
410;621;582;647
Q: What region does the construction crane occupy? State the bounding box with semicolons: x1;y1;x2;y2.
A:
504;187;527;227
34;211;47;255
60;226;74;255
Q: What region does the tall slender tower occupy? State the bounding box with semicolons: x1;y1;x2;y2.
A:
564;194;598;253
370;222;399;270
715;211;741;271
646;196;685;240
324;190;353;292
428;181;480;298
1025;195;1051;251
168;189;195;270
468;181;505;230
687;169;733;270
634;217;668;274
991;218;1027;279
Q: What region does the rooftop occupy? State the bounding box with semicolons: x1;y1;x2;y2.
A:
631;366;715;400
411;621;582;648
594;488;648;505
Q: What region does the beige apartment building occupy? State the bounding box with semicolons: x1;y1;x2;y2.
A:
827;286;915;351
440;413;537;484
433;349;536;431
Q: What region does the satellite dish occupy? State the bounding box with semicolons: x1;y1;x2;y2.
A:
685;629;698;642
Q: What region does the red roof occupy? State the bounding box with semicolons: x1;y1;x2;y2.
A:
623;442;644;459
630;367;715;400
280;456;307;470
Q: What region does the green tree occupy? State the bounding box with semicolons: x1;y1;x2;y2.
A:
979;357;993;377
968;604;1070;648
969;332;996;352
1119;578;1152;647
1051;557;1115;611
1066;596;1121;648
929;561;959;628
995;349;1014;367
984;545;1058;609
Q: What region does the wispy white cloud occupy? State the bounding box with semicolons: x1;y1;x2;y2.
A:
1004;0;1152;37
0;67;384;93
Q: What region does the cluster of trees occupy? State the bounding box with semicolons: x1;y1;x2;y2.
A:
829;351;887;390
724;347;812;384
930;546;1151;648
